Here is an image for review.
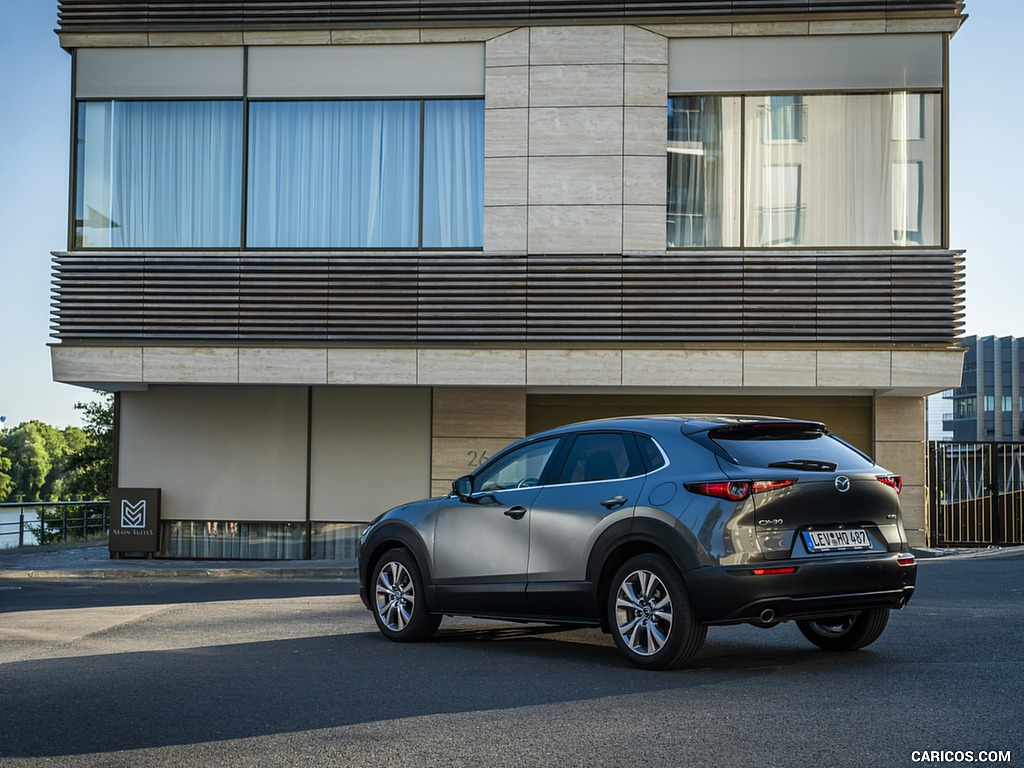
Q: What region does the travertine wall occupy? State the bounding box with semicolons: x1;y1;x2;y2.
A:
54;345;965;393
484;25;667;254
873;397;929;548
431;387;527;496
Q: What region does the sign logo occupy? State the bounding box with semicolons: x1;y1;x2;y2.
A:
834;476;851;493
120;499;147;528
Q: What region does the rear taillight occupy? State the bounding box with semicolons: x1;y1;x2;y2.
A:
877;475;903;494
685;479;796;501
897;554;916;567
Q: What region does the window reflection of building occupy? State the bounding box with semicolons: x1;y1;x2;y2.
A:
667;92;940;249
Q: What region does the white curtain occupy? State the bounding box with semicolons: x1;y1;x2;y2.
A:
422;99;484;248
744;92;940;248
247;100;420;248
104;101;242;248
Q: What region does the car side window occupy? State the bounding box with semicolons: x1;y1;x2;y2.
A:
474;438;560;493
557;433;642;484
636;434;667;472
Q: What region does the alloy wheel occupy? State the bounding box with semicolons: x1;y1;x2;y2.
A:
614;568;674;656
375;559;415;632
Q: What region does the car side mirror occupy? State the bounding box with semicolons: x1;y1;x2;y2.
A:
452;475;474;502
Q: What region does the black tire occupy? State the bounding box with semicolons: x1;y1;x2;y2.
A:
797;608;890;651
608;553;706;670
370;548;442;642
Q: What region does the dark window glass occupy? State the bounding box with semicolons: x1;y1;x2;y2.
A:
709;424;874;471
558;433;642;484
637;435;666;472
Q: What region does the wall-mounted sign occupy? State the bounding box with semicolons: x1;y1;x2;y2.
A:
109;488;161;554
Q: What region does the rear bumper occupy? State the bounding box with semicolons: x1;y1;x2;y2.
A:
685;552;916;625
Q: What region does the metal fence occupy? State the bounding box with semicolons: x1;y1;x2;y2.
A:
928;442;1024;547
0;501;109;549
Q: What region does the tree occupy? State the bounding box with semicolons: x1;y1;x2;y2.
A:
62;393;114;500
0;393;113;503
0;443;12;500
0;422;55;502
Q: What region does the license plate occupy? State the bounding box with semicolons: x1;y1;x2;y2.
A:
803;528;870;552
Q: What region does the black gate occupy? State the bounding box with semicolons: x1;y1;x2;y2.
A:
928;442;1024;547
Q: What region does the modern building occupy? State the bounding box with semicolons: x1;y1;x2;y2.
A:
927;392;954;441
50;0;968;556
944;336;1024;441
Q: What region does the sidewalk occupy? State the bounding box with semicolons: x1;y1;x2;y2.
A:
0;543;358;579
1;541;1020;580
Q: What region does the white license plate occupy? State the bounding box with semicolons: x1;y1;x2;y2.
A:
803;528;870;552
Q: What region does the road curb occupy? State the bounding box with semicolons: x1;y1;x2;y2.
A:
0;567;359;580
913;546;1024;562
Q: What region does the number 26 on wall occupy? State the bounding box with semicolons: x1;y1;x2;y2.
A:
467;450;490;468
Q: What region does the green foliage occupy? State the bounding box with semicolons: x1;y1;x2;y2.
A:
0;444;12;500
0;393;113;503
63;394;115;501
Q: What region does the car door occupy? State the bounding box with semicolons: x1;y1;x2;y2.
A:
432;436;562;614
526;431;648;618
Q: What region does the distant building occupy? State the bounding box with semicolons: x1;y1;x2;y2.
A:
927;392;953;441
944;336;1024;441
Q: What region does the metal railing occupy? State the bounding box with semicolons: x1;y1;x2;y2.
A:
928;442;1024;547
0;501;109;549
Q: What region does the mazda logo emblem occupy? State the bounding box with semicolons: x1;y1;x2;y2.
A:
834;476;851;493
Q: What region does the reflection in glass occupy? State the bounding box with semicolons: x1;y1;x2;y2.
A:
667;96;741;247
668;92;941;248
744;92;940;248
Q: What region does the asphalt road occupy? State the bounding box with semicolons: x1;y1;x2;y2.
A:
1;554;1022;768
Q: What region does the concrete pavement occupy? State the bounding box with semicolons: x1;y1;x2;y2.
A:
0;542;358;579
1;540;1021;580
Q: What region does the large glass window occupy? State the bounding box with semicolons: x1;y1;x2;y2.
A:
74;98;483;250
75;100;243;248
667;96;741;248
247;98;482;249
247;100;420;248
422;99;485;248
668;92;941;249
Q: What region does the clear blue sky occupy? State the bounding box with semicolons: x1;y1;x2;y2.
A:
1;0;1021;428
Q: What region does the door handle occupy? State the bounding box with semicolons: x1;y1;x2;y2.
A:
504;506;527;520
600;495;628;510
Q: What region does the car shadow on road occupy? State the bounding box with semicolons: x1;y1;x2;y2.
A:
0;619;898;760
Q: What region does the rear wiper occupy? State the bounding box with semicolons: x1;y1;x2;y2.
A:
767;459;838;472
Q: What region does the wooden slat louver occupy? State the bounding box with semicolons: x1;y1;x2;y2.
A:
51;251;965;344
56;0;965;32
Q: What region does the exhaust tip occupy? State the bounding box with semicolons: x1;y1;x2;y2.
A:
760;608;775;624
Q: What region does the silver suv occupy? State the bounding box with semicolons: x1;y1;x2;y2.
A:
358;415;916;669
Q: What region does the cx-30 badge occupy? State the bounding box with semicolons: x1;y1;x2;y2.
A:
835;475;851;493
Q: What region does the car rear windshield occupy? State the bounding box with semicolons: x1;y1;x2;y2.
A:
706;422;875;470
